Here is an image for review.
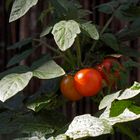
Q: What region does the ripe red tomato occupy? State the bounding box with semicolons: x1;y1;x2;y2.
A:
96;57;122;86
74;68;102;96
60;75;82;101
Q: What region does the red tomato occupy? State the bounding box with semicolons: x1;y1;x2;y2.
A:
74;68;102;96
96;57;122;86
60;75;82;101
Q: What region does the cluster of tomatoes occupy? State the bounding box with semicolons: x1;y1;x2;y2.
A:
60;57;123;101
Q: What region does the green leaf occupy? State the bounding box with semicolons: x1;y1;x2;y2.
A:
36;78;61;94
31;54;51;70
0;111;20;134
119;45;140;58
77;9;91;18
97;1;119;14
7;49;34;67
129;105;140;114
0;72;33;102
26;78;64;112
52;20;81;51
65;114;112;139
101;33;119;51
81;22;99;40
115;5;132;21
110;100;133;117
6;0;13;10
123;59;140;68
50;0;83;20
0;110;67;135
117;82;140;100
40;26;53;37
57;0;70;11
122;6;140;18
27;95;65;112
131;18;140;28
38;3;53;23
33;60;65;79
0;111;53;135
116;124;139;140
7;38;32;50
117;26;140;41
5;93;25;111
9;0;38;22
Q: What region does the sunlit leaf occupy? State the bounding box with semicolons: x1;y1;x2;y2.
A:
33;60;65;79
99;91;120;110
9;0;38;22
81;22;99;40
47;134;67;140
0;72;33;102
52;20;81;51
104;108;140;125
117;82;140;100
40;26;53;37
65;114;112;139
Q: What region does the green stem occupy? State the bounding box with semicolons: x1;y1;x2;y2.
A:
66;49;76;70
83;13;115;65
116;124;139;140
75;37;82;68
100;13;114;36
33;38;72;66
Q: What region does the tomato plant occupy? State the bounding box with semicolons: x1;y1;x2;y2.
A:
96;57;123;87
0;0;140;140
60;74;82;101
74;68;102;96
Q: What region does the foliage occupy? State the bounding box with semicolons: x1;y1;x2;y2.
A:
0;0;140;139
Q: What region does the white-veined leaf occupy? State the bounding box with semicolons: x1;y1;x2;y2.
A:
40;26;53;37
33;60;65;79
81;22;99;40
47;134;67;140
103;108;140;125
117;81;140;100
52;20;81;51
99;105;111;119
65;114;112;139
99;91;120;110
9;0;38;22
0;72;33;102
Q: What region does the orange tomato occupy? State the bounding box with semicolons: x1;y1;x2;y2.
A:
60;75;82;101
